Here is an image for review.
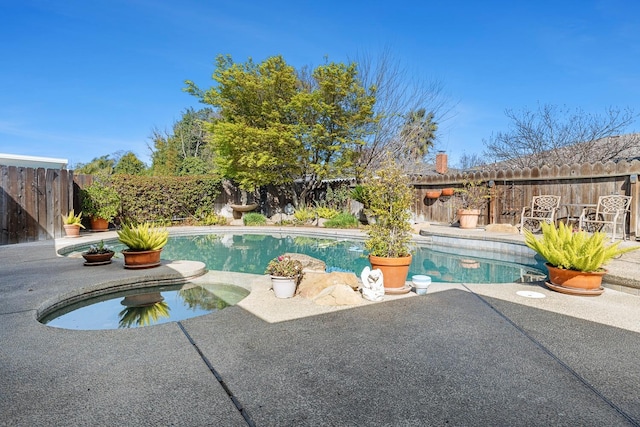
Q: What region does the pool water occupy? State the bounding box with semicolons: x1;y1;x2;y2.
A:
156;233;544;284
41;283;249;330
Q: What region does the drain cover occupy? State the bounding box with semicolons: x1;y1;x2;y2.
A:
516;290;546;299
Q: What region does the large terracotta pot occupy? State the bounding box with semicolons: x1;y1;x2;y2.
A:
63;224;81;237
90;217;109;231
369;254;412;294
457;209;480;229
122;249;162;269
441;188;455;197
545;263;605;296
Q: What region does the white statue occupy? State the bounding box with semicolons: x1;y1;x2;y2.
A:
360;266;384;301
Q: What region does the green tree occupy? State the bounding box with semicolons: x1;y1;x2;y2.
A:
74;155;115;175
114;151;146;175
290;61;377;203
149;107;216;176
398;108;438;161
185;54;376;206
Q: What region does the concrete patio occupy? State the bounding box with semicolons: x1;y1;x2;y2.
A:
1;226;639;426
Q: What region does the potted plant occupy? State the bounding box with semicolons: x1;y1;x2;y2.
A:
265;255;304;298
454;179;490;229
81;240;115;265
364;158;414;293
524;221;640;295
117;222;169;269
80;177;120;231
62;209;85;237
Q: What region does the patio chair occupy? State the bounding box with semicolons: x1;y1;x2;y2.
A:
579;195;632;241
519;195;561;234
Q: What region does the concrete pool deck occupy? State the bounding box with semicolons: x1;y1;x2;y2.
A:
1;225;640;426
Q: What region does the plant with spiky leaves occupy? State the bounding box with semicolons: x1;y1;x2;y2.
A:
524;221;639;272
117;223;168;251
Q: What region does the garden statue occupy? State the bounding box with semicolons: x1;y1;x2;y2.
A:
360;266;384;301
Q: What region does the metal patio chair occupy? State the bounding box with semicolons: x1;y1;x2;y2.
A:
579;195;632;241
519;195;561;234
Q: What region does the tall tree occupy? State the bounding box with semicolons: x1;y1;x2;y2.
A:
74;155;115;175
290;61;376;203
397;108;438;161
186;55;301;195
483;104;639;168
185;54;376;206
149;107;216;175
114;151;146;175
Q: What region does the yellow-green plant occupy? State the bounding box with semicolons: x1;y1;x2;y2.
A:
62;209;85;228
243;212;266;226
454;179;490;210
524;221;639;272
293;206;316;224
117;222;169;251
315;206;339;219
364;157;414;258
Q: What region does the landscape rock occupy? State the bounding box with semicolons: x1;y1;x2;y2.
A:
313;285;363;306
297;271;360;299
283;253;326;272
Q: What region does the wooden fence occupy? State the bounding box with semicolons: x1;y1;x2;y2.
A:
412;160;640;239
0;166;74;245
3;160;640;245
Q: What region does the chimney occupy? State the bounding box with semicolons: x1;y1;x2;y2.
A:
435;151;448;174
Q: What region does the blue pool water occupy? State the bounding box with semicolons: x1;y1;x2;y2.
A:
82;233;544;284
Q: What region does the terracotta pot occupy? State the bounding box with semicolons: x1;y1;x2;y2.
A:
457;209;480;229
425;190;442;199
458;209;480;228
90;217;109;231
122;249;162;269
270;275;298;298
82;251;114;265
441;188;455;197
545;263;605;296
63;224;81;237
369;254;412;293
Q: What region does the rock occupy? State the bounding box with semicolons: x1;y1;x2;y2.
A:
297;271;360;299
314;285;363;306
283;253;326;272
485;223;519;234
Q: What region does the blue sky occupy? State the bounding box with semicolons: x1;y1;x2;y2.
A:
1;0;639;168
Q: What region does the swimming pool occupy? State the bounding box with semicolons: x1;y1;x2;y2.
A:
68;232;545;284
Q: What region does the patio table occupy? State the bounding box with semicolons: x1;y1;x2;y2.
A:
557;203;597;227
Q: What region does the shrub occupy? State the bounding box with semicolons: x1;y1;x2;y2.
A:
200;213;228;226
364;158;413;258
243;212;267;226
324;212;360;229
316;206;339;219
293;206;316;224
111;175;222;224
